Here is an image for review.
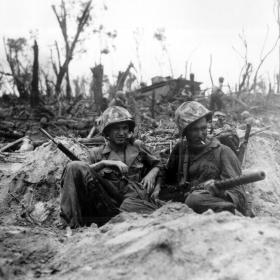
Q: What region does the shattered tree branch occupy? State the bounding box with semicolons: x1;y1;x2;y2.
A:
209;54;214;87
250;36;280;92
51;0;92;96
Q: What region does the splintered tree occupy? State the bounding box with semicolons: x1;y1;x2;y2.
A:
275;0;280;92
116;62;134;91
52;0;92;98
2;37;31;99
90;64;103;114
232;30;252;94
30;40;40;107
90;21;118;109
233;28;279;94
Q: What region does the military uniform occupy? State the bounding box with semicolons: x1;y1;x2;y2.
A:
165;101;248;215
165;138;247;214
60;106;162;228
60;140;162;228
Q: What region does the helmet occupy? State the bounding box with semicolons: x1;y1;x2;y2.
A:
175;101;212;135
99;106;135;135
240;110;250;119
213;111;226;118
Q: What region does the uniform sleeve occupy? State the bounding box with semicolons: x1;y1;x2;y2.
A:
220;145;241;179
88;146;103;164
220;145;248;214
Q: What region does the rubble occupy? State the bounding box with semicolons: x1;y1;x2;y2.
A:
1;90;280;279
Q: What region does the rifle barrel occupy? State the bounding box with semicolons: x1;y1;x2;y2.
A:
215;170;265;189
39;128;57;144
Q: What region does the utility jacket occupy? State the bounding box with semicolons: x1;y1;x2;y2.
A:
165;138;247;213
89;139;161;198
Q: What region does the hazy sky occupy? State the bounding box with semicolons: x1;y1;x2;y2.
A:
0;0;278;90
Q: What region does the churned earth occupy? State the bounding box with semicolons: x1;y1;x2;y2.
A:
1;128;280;279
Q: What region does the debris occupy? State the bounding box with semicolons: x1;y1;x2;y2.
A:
0;137;26;153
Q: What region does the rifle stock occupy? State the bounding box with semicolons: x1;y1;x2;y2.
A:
238;124;251;163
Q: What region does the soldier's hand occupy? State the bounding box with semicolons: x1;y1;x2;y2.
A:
103;160;128;174
141;173;156;194
203;179;221;196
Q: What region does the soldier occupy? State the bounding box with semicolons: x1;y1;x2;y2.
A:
60;106;162;228
108;90;127;108
164;101;248;215
210;77;225;111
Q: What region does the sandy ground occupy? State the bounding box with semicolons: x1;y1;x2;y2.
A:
1;130;280;279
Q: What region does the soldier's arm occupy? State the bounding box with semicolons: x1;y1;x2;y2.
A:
88;146;128;174
219;145;241;180
219;144;247;212
135;140;161;192
90;160;128;174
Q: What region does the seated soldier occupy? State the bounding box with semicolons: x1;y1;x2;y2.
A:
164;101;248;215
60;106;162;228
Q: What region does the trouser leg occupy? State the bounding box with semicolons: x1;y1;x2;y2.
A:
185;190;235;214
60;161;118;228
120;197;160;214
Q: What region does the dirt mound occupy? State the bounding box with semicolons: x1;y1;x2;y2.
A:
245;132;280;218
42;203;280;280
1;131;280;279
0;137;90;225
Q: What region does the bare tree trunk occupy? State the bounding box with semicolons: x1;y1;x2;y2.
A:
91;64;103;114
209;54;214;86
239;63;252;92
277;0;280;93
66;67;71;99
189;73;195;97
250;37;279;92
3;38;29;99
30;40;39;107
52;0;92;96
116;62;134;91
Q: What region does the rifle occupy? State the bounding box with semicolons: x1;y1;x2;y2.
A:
238;124;251;163
39;128;123;206
190;170;265;192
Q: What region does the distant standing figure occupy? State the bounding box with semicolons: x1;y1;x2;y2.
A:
108;90;127;108
210;77;224;111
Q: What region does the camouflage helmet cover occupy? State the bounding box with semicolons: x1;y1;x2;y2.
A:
213;111;226;118
175;101;212;134
100;106;135;135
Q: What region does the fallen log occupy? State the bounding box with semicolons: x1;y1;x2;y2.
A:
0;137;26;152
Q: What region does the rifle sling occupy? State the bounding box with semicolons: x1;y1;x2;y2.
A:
177;139;189;185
